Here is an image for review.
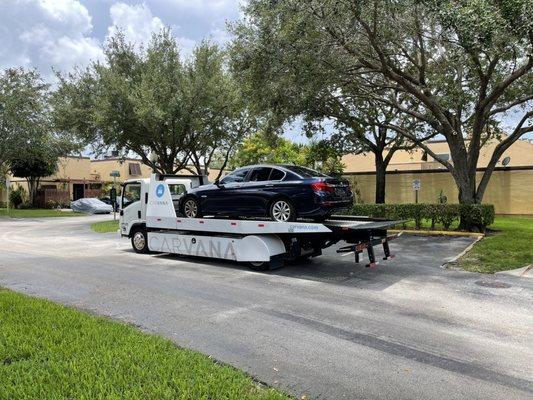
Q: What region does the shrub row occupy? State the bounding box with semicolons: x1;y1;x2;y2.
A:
349;203;495;232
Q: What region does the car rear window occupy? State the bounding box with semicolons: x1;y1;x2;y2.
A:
269;168;285;181
283;165;328;178
249;167;272;182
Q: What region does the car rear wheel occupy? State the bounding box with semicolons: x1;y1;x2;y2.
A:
131;227;149;254
182;197;202;218
269;199;295;222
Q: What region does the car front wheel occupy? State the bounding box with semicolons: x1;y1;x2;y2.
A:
269;199;295;222
182;197;202;218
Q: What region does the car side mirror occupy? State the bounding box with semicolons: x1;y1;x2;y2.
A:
215;179;224;188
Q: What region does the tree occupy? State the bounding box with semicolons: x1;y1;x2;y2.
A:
229;131;345;175
300;95;422;202
231;0;532;223
0;68;77;206
53;30;251;175
10;152;57;206
230;131;308;167
0;69;48;171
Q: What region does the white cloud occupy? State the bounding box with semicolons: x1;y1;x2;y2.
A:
107;2;165;48
0;0;103;78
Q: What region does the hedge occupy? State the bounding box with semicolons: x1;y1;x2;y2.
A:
349;203;495;232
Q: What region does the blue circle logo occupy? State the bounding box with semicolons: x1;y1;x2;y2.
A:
156;184;165;198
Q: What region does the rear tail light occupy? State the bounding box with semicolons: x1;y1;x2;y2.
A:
311;181;335;193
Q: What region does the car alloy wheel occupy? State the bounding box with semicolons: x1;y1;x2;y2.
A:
183;198;198;218
271;199;293;222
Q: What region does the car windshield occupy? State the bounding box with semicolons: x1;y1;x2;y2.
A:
283;165;328;178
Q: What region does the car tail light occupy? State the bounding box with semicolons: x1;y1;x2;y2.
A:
311;181;335;193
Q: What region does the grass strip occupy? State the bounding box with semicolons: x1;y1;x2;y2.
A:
455;216;533;273
0;288;290;400
91;219;119;233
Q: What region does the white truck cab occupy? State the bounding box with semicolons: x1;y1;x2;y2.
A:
119;175;206;239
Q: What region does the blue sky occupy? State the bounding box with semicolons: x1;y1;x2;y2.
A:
0;0;241;78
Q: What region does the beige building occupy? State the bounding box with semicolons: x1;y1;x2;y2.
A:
1;155;223;206
341;137;533;214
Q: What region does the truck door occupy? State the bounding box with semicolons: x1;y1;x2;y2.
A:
121;181;143;225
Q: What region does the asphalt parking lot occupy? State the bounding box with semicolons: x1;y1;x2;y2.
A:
0;215;532;400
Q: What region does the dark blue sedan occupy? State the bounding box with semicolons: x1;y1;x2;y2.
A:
179;164;353;222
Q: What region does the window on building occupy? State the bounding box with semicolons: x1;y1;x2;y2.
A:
434;153;450;162
129;163;142;176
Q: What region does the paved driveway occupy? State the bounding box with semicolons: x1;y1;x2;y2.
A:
0;216;532;400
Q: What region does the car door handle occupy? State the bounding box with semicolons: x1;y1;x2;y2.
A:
201;195;207;198
265;184;274;187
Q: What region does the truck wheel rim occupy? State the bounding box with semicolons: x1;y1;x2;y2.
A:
184;200;197;218
133;232;145;250
272;200;291;221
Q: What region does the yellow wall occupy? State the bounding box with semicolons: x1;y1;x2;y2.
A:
91;158;153;182
345;169;533;215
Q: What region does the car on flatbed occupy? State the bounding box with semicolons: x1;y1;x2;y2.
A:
179;164;353;222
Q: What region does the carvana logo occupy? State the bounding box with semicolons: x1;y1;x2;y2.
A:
156;184;165;198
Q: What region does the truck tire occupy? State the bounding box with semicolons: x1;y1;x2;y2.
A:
131;227;149;254
248;261;270;271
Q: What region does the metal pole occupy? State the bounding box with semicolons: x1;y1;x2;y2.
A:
415;189;419;204
6;178;10;215
113;176;116;221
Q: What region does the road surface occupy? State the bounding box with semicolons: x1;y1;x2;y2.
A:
0;215;531;399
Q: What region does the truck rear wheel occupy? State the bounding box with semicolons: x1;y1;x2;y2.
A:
131;227;149;254
248;261;270;271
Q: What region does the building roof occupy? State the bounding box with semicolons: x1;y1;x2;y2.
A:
342;136;533;173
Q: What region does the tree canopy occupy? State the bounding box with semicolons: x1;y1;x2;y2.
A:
53;29;251;175
229;131;345;175
1;68;78;205
231;0;533;208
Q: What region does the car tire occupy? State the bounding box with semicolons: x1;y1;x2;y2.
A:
269;198;296;222
131;227;149;254
182;196;202;218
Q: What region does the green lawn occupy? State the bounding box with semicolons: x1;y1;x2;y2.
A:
455;216;533;273
0;288;289;400
91;219;119;233
0;208;86;218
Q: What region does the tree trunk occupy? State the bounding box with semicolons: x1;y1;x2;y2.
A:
374;153;387;204
27;178;37;207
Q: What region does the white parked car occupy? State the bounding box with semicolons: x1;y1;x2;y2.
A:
71;198;113;214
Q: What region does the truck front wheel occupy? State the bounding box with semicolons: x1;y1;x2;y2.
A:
131;227;149;254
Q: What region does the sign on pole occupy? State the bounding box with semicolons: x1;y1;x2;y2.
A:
412;179;421;204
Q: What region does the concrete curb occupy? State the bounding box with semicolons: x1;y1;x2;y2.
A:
441;235;485;269
389;229;485;238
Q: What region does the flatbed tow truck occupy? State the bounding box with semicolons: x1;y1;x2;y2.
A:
120;174;402;270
